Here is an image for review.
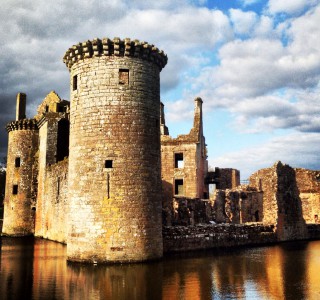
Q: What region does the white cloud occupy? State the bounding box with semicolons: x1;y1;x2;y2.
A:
228;85;320;133
239;0;261;7
229;9;258;35
211;132;320;179
268;0;318;15
188;4;320;121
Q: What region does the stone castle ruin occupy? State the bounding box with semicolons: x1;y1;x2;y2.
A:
2;37;320;263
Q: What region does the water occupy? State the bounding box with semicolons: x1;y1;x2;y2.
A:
0;237;320;300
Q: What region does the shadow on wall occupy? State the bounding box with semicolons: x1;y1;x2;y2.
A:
0;167;5;219
276;163;308;241
162;180;173;226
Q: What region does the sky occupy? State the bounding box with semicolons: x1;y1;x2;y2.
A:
0;0;319;179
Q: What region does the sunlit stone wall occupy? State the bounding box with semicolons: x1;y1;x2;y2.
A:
64;38;167;262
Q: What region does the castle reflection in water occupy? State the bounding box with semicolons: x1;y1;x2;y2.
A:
1;238;320;300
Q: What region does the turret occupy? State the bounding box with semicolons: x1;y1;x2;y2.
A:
2;93;39;236
63;37;167;263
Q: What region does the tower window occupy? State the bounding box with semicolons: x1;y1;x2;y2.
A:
174;153;184;168
12;185;18;195
175;179;184;195
105;160;113;168
73;75;78;91
15;157;21;168
119;69;129;85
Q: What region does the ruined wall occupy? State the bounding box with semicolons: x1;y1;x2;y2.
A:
161;143;205;205
295;168;320;223
250;161;308;241
170;197;210;226
35;160;68;243
161;98;208;212
210;187;263;224
240;189;263;223
35;104;69;238
2;120;38;236
163;224;276;253
64;38;167;263
215;168;240;189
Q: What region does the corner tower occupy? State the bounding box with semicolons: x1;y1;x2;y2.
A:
63;37;167;263
2;93;39;236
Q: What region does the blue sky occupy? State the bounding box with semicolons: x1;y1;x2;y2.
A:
0;0;320;178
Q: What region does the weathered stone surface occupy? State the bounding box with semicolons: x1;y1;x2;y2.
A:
295;168;320;223
66;38;166;263
163;223;276;253
2;119;39;236
250;161;308;241
161;98;209;216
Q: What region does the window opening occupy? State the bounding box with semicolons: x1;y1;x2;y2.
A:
175;179;184;195
57;177;60;196
56;119;70;162
73;75;78;91
105;160;113;168
175;153;184;168
255;210;260;222
107;173;110;199
15;157;21;168
12;185;18;195
119;69;129;85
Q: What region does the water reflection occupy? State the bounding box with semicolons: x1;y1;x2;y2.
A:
1;237;320;299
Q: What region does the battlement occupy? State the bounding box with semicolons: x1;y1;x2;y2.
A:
6;118;38;132
63;37;168;71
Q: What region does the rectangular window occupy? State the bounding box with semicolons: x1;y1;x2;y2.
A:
175;153;184;168
15;157;21;168
12;185;18;195
119;69;129;85
105;160;113;168
175;179;184;195
73;75;78;91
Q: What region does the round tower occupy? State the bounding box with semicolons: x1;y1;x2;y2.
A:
2;93;39;236
63;37;167;263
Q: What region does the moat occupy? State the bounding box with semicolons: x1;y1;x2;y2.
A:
0;238;320;300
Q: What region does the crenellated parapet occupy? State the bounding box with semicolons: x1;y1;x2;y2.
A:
63;37;168;71
6;118;38;132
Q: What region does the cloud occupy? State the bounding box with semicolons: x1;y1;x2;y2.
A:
229;9;258;35
211;132;320;179
267;0;318;15
228;85;320;133
238;0;261;7
0;0;234;156
186;4;320;124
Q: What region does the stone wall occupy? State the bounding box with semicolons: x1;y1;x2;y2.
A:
2;120;39;236
168;197;211;226
250;161;308;241
35;98;69;238
163;224;276;253
215;168;240;189
210;187;263;224
35;160;68;243
306;224;320;239
0;167;6;206
161;98;208;211
65;38;166;263
295;168;320;223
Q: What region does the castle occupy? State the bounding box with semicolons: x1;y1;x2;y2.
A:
2;37;320;263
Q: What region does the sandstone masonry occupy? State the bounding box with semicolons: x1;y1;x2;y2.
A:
2;37;320;262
